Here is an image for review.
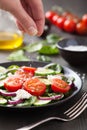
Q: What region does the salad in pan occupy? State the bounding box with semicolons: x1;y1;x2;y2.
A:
0;63;76;107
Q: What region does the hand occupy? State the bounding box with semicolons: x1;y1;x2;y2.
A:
0;0;45;36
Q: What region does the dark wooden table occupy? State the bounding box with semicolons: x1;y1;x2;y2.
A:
0;0;87;130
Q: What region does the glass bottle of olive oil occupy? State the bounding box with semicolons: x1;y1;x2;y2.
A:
0;10;23;50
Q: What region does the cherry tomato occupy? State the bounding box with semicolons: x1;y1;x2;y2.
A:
82;14;87;25
21;66;36;75
76;21;87;35
63;19;76;33
63;11;79;22
51;14;60;25
4;76;23;92
56;16;66;29
62;11;75;19
15;68;33;81
51;78;70;93
45;11;56;21
24;78;46;96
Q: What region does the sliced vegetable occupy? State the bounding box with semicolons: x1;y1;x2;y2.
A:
0;90;16;97
44;63;63;74
4;76;23;92
0;97;7;105
35;67;55;76
24;78;46;96
39;78;51;86
34;99;51;106
38;93;64;100
8;99;23;105
17;96;37;107
51;78;70;93
15;68;33;80
21;66;36;75
0;66;7;74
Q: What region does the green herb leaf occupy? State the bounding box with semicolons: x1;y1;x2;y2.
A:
39;45;59;55
7;50;29;61
36;55;51;62
46;34;61;44
23;40;47;53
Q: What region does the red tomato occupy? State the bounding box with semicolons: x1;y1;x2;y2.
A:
4;76;23;92
82;14;87;25
21;66;36;75
51;78;70;93
15;69;33;81
45;11;56;21
63;19;76;33
24;78;46;96
76;21;87;35
56;16;66;29
62;11;73;18
51;14;60;25
63;11;79;22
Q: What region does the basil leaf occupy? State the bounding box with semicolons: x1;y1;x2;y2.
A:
46;34;61;44
7;50;29;61
23;40;47;53
36;55;51;62
39;45;59;55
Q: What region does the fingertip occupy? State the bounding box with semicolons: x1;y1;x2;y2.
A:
28;26;38;36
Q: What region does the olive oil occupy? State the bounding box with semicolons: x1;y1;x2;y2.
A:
0;31;23;50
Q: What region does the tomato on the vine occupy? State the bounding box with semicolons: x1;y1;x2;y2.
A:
51;78;70;93
45;11;56;21
56;16;66;29
63;11;74;18
76;21;87;35
82;14;87;25
63;19;76;33
51;14;60;25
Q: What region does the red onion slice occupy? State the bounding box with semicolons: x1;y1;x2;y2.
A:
8;99;23;105
38;94;64;100
0;90;16;97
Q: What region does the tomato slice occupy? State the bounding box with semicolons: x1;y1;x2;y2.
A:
4;76;23;92
51;78;70;93
21;66;37;75
24;78;46;96
15;67;35;81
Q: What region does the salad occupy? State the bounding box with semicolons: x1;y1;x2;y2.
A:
0;63;76;107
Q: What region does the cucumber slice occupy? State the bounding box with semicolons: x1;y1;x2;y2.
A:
34;99;51;106
0;66;7;74
0;79;5;88
35;67;55;76
0;97;7;104
39;78;51;86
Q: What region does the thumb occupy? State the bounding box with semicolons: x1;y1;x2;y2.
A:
11;2;38;36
